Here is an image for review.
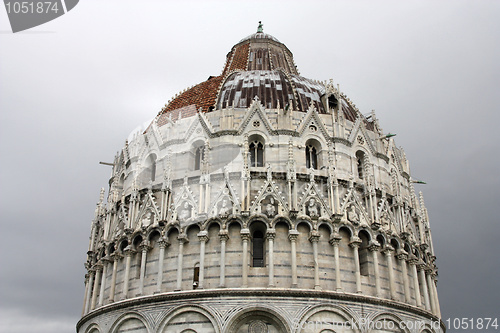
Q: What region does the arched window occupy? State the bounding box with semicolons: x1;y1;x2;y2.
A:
194;146;204;170
193;263;200;289
249;141;264;167
356;151;365;179
359;231;370;276
252;230;265;267
146;154;157;182
306;145;318;169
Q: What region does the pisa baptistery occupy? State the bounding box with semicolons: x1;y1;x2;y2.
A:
77;23;444;333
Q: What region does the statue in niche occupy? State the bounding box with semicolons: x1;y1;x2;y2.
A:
306;197;320;218
114;219;125;238
218;196;232;216
262;196;277;218
380;211;390;229
141;210;152;228
347;205;360;224
178;201;192;222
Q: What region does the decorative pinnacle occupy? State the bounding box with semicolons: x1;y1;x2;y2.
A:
257;21;263;33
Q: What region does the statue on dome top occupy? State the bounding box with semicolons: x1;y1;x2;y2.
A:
257;21;263;33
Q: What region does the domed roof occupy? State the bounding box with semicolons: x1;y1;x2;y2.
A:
239;21;281;43
156;23;363;122
239;32;280;43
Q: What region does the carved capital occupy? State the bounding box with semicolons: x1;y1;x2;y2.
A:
407;255;419;265
218;230;229;242
329;233;342;246
309;230;320;243
197;231;209;243
139;241;151;252
266;229;276;240
349;236;362;248
396;250;408;261
111;252;123;261
123;246;134;256
158;238;170;249
288;229;299;242
368;240;381;252
240;228;251;241
382;245;394;255
177;234;189;244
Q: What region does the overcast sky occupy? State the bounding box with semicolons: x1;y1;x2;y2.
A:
1;1;499;332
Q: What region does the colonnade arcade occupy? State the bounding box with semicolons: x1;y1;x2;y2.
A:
83;214;440;318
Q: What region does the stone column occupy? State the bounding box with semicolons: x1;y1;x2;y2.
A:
426;269;437;314
418;263;431;310
241;229;250;287
155;238;170;293
408;256;422;307
397;251;411;303
266;229;276;287
431;273;442;318
98;257;109;306
109;253;120;303
383;246;396;300
309;231;321;290
197;231;209;289
350;236;362;293
368;241;381;297
288;230;299;287
175;234;188;291
329;233;342;291
138;241;150;296
82;274;90;316
90;263;103;310
84;268;95;314
219;230;229;287
122;247;132;299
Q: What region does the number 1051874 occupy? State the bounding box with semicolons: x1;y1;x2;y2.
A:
5;1;59;14
446;318;498;330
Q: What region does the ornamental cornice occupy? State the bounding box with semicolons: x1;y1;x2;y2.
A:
332;136;351;146
375;152;390;163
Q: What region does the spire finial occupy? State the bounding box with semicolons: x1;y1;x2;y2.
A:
257;21;263;33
